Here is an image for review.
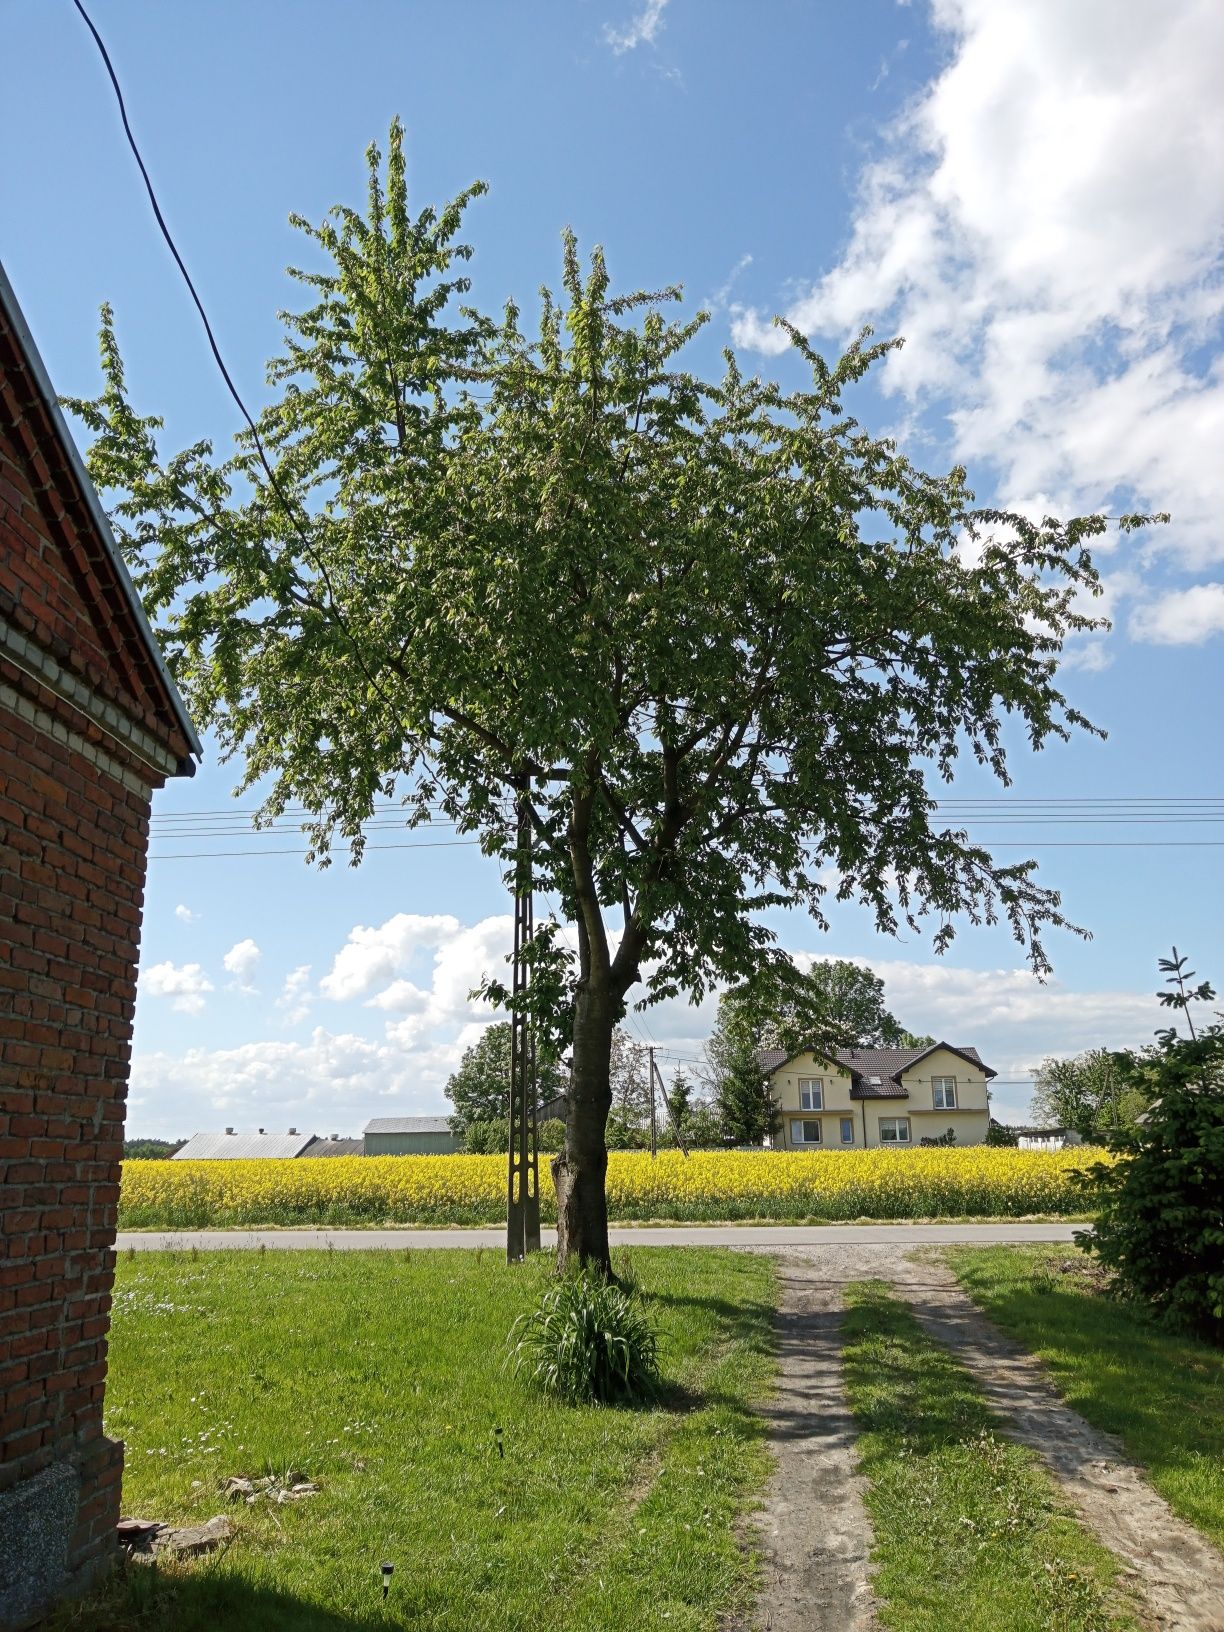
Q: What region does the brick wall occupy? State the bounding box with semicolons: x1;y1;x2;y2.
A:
0;325;192;1622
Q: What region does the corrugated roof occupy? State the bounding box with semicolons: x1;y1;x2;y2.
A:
760;1042;995;1099
363;1116;454;1135
299;1137;365;1158
172;1131;317;1160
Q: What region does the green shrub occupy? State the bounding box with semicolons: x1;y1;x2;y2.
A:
537;1118;566;1154
507;1267;660;1404
1082;950;1224;1344
463;1119;508;1155
1085;1086;1224;1342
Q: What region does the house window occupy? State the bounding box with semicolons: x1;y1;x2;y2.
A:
932;1077;957;1110
879;1117;911;1143
839;1117;854;1145
798;1079;823;1111
790;1118;823;1145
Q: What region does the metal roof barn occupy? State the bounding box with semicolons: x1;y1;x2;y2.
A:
362;1116;461;1155
173;1130;317;1160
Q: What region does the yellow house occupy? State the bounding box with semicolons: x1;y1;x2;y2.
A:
761;1044;995;1149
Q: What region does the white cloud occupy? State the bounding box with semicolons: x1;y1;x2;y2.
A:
128;1027;447;1140
603;0;668;53
174;904;199;924
222;938;262;992
276;964;314;1026
732;0;1224;582
320;911;513;1046
319;913;461;1001
703;252;754;316
141;960;213;1016
1129;582;1224;645
132;902;1172;1134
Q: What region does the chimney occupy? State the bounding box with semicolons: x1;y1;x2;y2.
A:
225;1127;234;1135
330;1134;339;1141
288;1127;298;1136
258;1127;265;1135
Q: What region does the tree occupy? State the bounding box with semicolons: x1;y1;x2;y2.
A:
445;1022;562;1131
1031;1048;1144;1141
703;996;778;1145
123;1138;186;1160
1084;951;1224;1341
68;121;1156;1270
686;1099;725;1149
722;957;911;1054
896;1031;936;1050
607;1027;651;1146
665;1071;693;1145
446;1024;512;1129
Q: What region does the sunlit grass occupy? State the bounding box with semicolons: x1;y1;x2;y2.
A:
53;1247;776;1632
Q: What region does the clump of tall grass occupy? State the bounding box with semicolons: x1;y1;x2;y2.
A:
507;1267;659;1405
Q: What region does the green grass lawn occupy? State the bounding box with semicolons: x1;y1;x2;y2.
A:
946;1243;1224;1552
55;1248;776;1632
841;1281;1142;1632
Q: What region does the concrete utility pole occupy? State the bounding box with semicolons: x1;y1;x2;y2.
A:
506;788;541;1261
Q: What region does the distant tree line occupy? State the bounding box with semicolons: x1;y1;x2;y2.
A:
122;1138;187;1160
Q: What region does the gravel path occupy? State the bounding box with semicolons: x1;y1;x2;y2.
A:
888;1254;1224;1632
751;1246;1224;1632
750;1252;879;1632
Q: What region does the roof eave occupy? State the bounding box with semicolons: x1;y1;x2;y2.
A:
901;1041;997;1081
0;262;202;764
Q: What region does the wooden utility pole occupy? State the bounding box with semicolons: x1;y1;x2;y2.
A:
648;1045;657;1157
649;1051;691;1159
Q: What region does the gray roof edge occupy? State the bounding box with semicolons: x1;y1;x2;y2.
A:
363;1116;454;1134
0;261;202;762
894;1041;997;1080
761;1040;996;1080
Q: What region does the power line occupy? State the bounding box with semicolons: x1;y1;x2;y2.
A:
148;838;484;860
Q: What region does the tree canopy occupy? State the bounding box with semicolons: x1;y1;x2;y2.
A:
723;958;912;1054
1085;951;1224;1341
68;121;1159;1266
444;1022;562;1129
1030;1047;1146;1140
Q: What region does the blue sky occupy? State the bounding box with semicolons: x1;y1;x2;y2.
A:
3;0;1221;1135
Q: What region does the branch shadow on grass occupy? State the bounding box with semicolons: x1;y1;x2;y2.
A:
50;1555;414;1632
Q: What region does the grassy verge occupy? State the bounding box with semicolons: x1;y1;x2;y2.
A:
946;1243;1224;1551
841;1280;1141;1632
54;1248;776;1632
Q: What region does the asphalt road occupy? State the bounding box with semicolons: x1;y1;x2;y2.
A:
115;1222;1083;1251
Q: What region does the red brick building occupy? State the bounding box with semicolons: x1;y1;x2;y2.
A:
0;263;199;1626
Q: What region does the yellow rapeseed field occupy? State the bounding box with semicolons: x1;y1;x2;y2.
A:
119;1146;1110;1228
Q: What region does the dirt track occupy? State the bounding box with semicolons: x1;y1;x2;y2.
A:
749;1246;1224;1632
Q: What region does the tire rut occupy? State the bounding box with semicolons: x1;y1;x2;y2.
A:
885;1254;1224;1632
749;1252;878;1632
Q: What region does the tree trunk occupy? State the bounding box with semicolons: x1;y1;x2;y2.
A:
553;979;615;1273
